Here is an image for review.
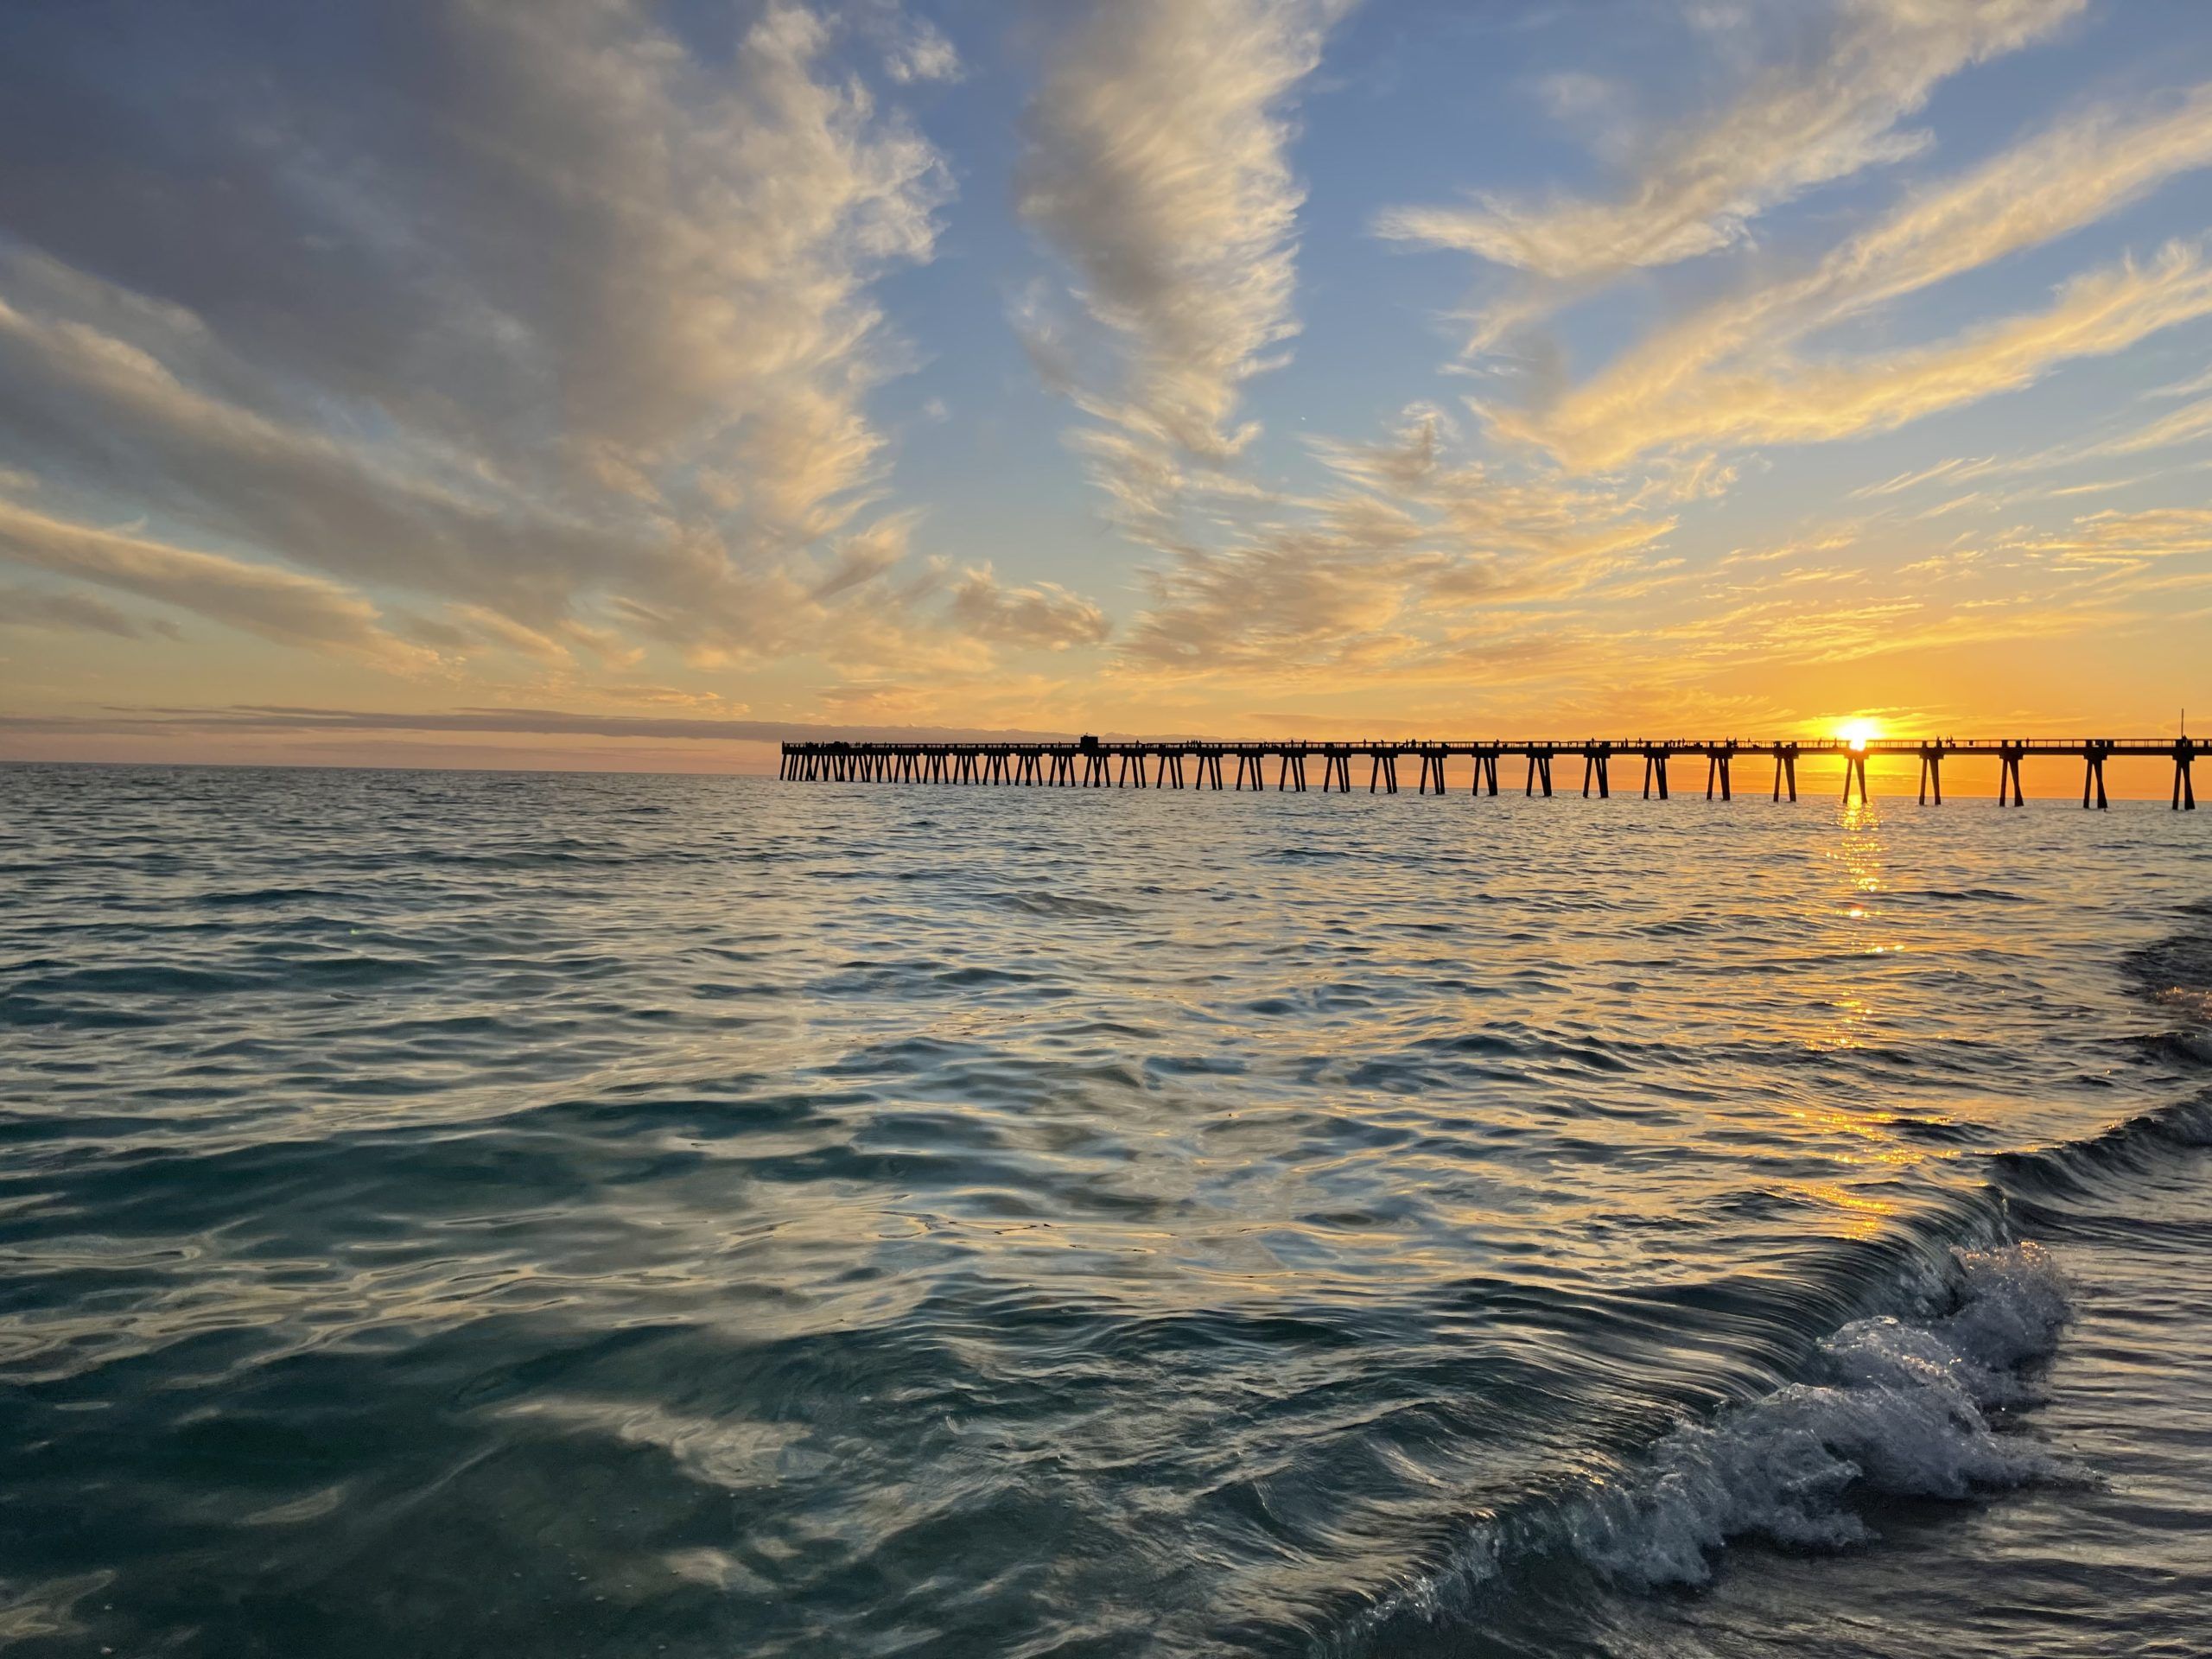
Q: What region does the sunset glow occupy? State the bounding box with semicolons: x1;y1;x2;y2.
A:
0;1;2207;774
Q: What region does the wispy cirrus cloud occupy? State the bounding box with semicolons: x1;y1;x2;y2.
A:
0;1;1094;677
0;704;1078;746
1378;0;2083;345
3;0;2206;750
1102;5;2211;699
2006;506;2212;569
1493;79;2212;471
2073;394;2212;460
1853;384;2212;501
947;566;1113;650
0;499;428;667
0;580;181;642
1506;240;2212;470
1116;407;1673;678
1015;0;1348;539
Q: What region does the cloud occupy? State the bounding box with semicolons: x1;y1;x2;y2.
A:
806;515;918;602
1496;75;2212;471
1120;512;1433;671
0;274;631;623
2007;506;2212;568
1377;0;2082;304
0;580;180;641
3;0;2200;745
0;499;426;665
1915;381;2212;489
2072;393;2212;461
877;14;962;83
0;704;1080;746
2145;363;2212;400
394;604;577;665
1509;242;2212;469
1853;457;1985;498
947;565;1113;650
1534;71;1616;123
0;0;957;668
1116;407;1671;675
1015;0;1346;535
1789;86;2212;321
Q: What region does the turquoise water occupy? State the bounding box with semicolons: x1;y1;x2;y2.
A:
3;765;2209;1656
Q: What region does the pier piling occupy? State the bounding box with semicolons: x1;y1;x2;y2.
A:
780;735;2198;811
1842;749;1870;806
1582;746;1611;798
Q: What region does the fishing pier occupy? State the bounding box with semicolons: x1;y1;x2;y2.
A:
781;736;2200;809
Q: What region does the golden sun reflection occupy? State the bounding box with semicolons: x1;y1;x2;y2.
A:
1783;1179;1904;1242
1803;806;1892;1051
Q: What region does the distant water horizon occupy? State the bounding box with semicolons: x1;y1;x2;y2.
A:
3;766;2209;1656
3;752;2202;800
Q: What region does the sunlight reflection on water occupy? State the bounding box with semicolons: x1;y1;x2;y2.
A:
2;766;2209;1657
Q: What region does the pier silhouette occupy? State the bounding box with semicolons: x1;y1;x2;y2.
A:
782;736;2199;809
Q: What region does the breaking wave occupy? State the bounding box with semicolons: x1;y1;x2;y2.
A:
1335;893;2212;1657
1340;1236;2075;1652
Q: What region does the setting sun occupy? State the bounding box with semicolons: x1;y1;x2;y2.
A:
1838;719;1881;751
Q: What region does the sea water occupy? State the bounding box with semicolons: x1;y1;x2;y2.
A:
2;764;2209;1656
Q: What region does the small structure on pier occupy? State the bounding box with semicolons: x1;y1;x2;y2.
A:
780;735;2200;810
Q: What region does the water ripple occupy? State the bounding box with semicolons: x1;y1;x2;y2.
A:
1;765;2208;1657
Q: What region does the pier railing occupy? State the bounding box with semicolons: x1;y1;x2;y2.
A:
779;737;2199;809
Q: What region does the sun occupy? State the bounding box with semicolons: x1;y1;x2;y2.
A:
1839;718;1879;752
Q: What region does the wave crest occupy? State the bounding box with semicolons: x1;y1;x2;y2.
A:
1574;1243;2071;1587
1355;1243;2075;1645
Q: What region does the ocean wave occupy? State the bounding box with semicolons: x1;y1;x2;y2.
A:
988;891;1133;919
1993;1093;2212;1202
1332;898;2212;1656
9;767;2212;1659
1568;1243;2071;1582
1342;1237;2074;1649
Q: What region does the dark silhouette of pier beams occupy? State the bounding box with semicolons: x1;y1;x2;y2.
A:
1772;745;1799;803
1842;747;1871;806
1706;744;1737;802
2082;740;2110;810
1580;744;1611;798
779;735;2198;810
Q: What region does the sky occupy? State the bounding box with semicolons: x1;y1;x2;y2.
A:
2;0;2210;776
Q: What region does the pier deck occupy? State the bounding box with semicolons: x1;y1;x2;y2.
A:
782;737;2199;809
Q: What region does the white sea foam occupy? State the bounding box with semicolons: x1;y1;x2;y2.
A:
1569;1243;2073;1587
1337;1243;2078;1649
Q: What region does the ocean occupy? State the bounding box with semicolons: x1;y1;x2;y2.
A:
3;763;2209;1657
